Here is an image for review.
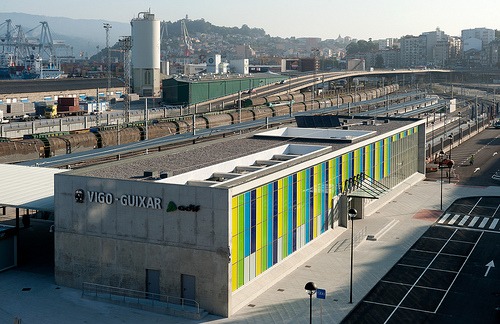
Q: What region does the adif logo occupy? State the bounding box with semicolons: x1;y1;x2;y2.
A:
75;189;85;203
166;201;200;212
166;201;177;212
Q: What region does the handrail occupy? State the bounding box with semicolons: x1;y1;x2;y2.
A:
82;282;201;314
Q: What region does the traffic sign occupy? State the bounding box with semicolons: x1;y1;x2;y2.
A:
316;288;326;299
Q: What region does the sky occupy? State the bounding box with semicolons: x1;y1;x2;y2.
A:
1;0;499;40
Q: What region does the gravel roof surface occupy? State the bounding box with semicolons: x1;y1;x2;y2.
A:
72;117;419;181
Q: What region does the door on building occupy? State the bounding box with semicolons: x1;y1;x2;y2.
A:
181;274;196;305
146;269;160;299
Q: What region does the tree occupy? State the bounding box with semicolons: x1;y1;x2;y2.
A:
346;40;378;55
375;55;384;68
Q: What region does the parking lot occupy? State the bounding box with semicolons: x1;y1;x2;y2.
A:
342;196;500;324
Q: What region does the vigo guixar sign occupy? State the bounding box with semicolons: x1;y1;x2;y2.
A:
75;189;200;212
78;190;162;210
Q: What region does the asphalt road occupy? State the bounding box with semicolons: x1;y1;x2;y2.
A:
427;127;500;186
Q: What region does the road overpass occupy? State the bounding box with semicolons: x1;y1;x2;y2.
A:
0;70;451;107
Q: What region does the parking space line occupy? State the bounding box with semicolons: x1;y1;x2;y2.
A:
468;197;482;215
478;218;489;228
438;213;451;224
489;219;499;229
380;280;413;286
384;229;459;323
448;214;460;225
435;252;467;259
433;232;484;313
492;204;500;218
458;215;469;226
468;216;479;227
364;300;435;314
414;285;447;292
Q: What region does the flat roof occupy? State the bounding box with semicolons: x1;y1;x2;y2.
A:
255;128;376;142
0;164;68;212
68;116;422;182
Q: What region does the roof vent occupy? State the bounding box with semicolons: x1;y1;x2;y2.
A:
144;170;159;178
160;171;173;179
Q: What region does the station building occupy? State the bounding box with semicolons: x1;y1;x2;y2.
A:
52;115;426;317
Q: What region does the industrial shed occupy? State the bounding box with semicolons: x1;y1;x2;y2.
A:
162;74;286;105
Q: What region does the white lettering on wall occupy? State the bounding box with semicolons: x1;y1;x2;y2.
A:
86;191;162;209
87;191;114;204
119;194;162;209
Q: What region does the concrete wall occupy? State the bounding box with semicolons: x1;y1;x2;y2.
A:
54;174;231;316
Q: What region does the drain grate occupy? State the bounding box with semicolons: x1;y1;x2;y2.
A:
277;288;284;292
248;304;256;307
305;265;311;268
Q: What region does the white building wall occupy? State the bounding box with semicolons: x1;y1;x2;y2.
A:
462;28;495;47
206;54;222;74
463;37;482;52
231;59;249;75
53;175;231;317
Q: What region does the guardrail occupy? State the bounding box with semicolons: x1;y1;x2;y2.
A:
82;282;203;317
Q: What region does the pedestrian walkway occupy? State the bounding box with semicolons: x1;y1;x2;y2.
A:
0;179;498;324
438;213;500;231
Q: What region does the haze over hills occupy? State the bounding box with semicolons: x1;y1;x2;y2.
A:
0;12;276;60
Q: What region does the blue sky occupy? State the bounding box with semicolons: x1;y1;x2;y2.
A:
2;0;498;40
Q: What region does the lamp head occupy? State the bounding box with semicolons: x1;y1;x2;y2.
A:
305;281;317;295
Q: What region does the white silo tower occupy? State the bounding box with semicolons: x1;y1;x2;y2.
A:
131;10;161;97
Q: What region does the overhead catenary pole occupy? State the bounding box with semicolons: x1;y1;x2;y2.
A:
119;36;132;123
103;23;112;100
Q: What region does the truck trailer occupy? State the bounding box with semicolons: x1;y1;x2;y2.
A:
44;98;84;118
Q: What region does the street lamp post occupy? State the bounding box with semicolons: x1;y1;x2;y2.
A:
448;134;453;183
431;121;435;159
439;150;445;210
458;112;462;144
348;208;357;304
305;282;317;324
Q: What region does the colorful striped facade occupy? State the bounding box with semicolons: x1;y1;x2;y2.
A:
231;127;418;291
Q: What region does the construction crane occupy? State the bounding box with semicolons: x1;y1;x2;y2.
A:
180;16;193;57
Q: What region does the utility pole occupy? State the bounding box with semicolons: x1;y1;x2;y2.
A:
103;23;112;100
311;48;319;110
